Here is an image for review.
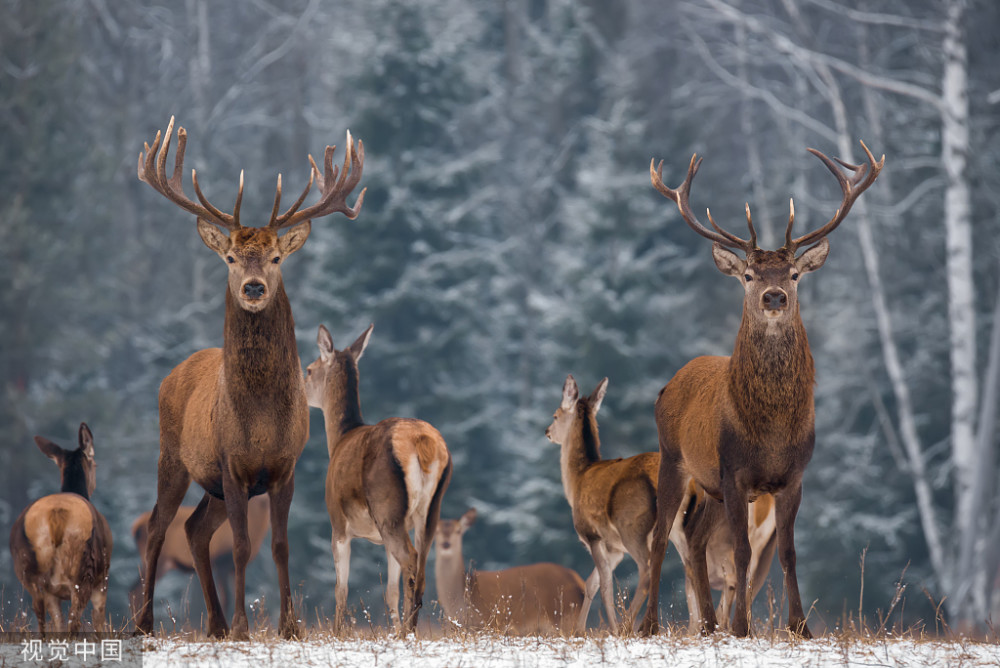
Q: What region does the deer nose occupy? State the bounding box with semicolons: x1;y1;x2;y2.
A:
243;282;266;299
762;290;787;310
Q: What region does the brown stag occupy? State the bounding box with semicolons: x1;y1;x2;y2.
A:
134;117;365;639
128;495;270;617
304;324;452;633
639;142;883;638
10;423;113;633
434;508;586;635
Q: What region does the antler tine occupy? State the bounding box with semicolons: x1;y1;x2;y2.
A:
791;140;884;250
270;131;366;230
136;116;240;231
784;198;795;248
651;154;754;252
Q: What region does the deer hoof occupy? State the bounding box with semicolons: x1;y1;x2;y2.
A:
280;619;300;640
636;615;658;637
790;619;812;639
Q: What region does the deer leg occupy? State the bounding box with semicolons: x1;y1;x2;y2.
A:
775;481;812;639
220;473;250;641
382;529;419;634
91;586;108;633
331;536;351;631
44;594;63;633
638;453;688;637
414;463;449;630
268;479;299;640
621;536;652;633
136;458;190;635
587;540;622;633
577;567;600;634
385;549;403;632
185;493;229;638
68;585;88;633
723;477;752;637
684;498;719;635
32;595;46;636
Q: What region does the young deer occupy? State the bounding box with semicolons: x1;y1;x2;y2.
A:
128;495;271;617
9;423;113;633
545;375;659;634
134;117;365;639
304;324;452;633
434;508;586;635
546;376;775;635
640;142;883;638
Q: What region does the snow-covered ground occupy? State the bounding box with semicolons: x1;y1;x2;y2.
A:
132;634;999;667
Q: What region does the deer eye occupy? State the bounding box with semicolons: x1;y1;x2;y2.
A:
272;256;280;264
744;274;753;282
791;272;800;281
226;255;236;264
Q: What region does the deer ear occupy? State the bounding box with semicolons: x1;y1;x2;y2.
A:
34;436;64;463
349;324;374;362
460;508;478;530
197;218;231;255
78;423;95;459
561;375;579;411
712;243;746;278
589;377;609;414
317;325;335;361
278;220;311;255
795;238;830;274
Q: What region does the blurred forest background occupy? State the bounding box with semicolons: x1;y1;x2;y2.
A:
2;0;999;634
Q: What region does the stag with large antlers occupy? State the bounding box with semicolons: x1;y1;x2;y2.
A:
639;142;883;638
133;117;365;640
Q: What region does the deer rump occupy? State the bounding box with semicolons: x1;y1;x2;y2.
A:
327;420;446;539
11;493;112;602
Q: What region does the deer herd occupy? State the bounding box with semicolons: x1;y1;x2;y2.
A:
8;116;883;642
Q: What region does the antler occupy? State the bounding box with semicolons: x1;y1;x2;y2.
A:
786;140;884;250
650;154;756;253
137;116;243;231
268;131;366;230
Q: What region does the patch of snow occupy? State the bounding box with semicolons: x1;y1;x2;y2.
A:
139;635;1000;667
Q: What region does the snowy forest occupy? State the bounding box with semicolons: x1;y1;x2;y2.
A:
1;0;999;635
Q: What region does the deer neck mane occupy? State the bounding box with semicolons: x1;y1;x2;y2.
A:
434;545;470;617
728;307;815;438
320;360;365;452
222;283;300;405
560;404;602;504
60;454;91;500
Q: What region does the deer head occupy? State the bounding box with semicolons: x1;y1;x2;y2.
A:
34;422;97;499
304;323;374;409
544;375;608;445
651;142;884;331
434;508;477;557
138;117;365;313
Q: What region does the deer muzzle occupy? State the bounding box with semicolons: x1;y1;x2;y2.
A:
762;289;788;313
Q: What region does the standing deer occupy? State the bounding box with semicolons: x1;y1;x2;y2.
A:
134;117;365;639
434;508;586;635
10;423;113;633
639;142;883;638
304;324;452;633
545;375;659;634
128;495;271;618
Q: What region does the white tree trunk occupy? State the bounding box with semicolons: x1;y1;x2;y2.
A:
941;0;983;625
